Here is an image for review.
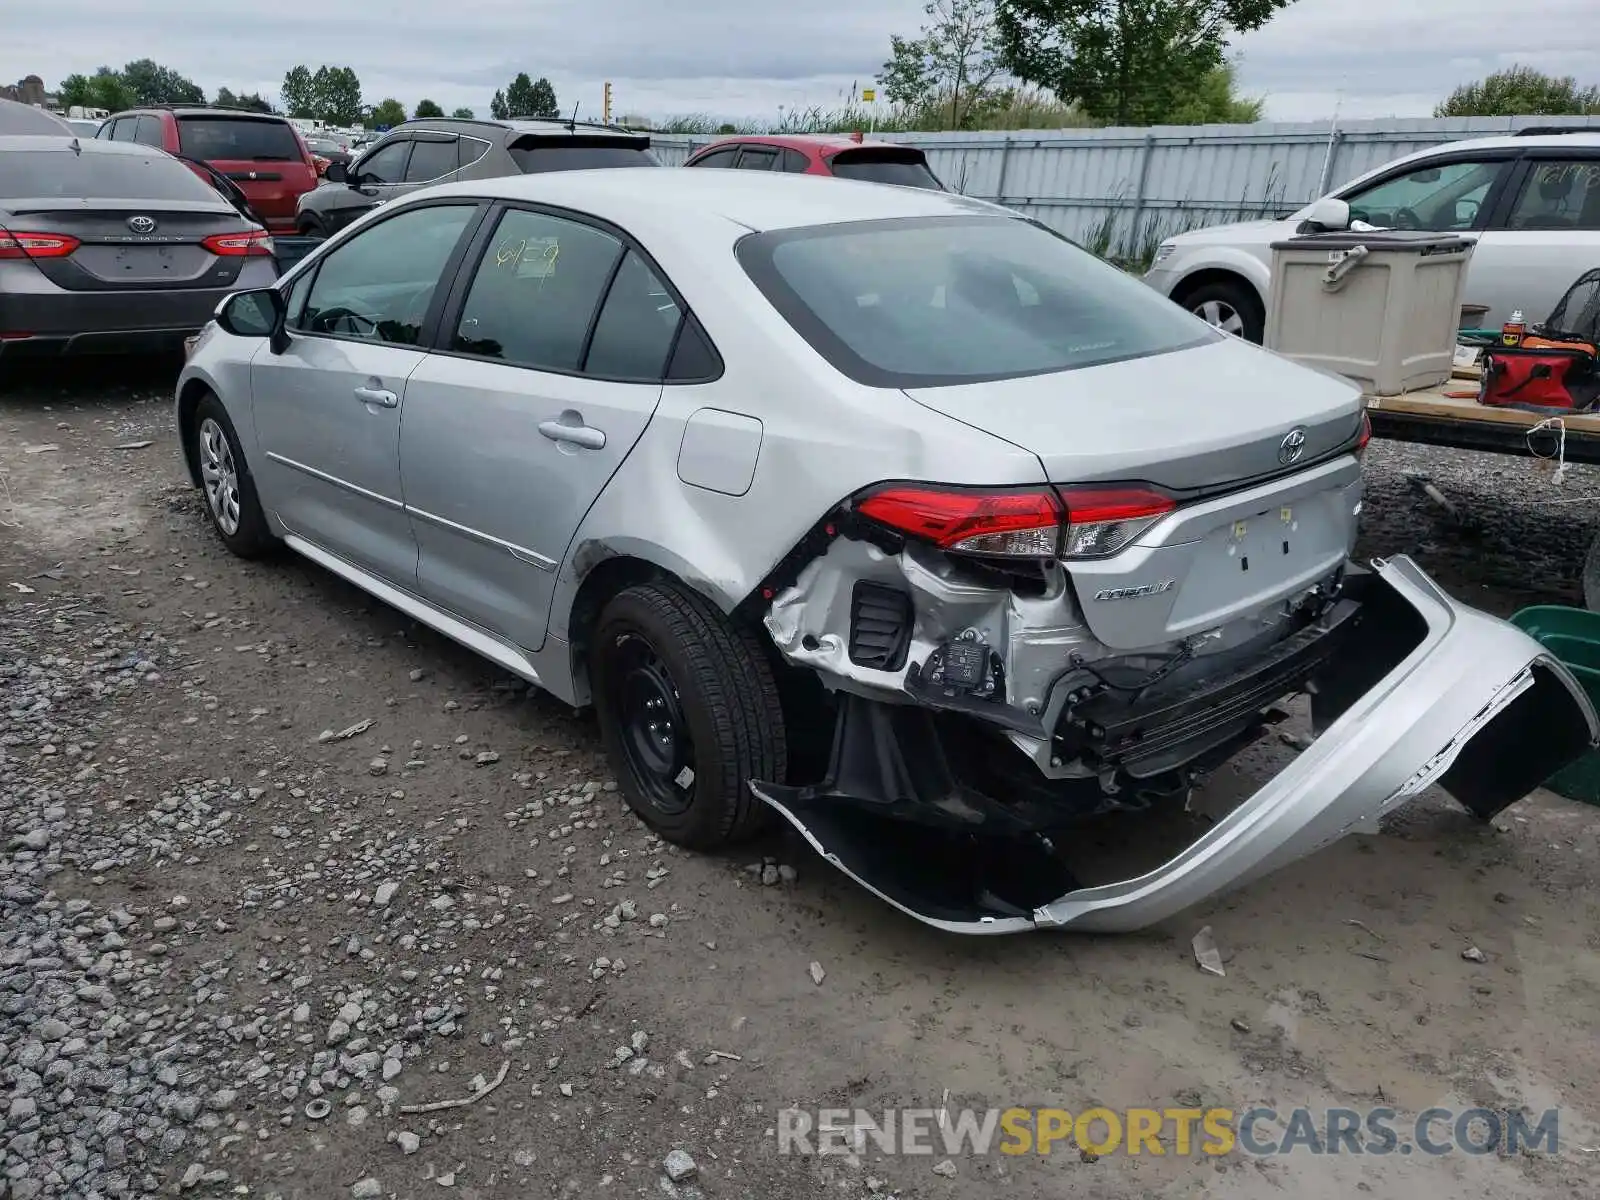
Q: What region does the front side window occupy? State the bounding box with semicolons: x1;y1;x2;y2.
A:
405;138;458;183
111;118;138;142
1506;159;1600;231
351;139;410;185
738;215;1214;388
1342;158;1507;231
688;147;739;169
451;209;623;371
736;147;779;171
296;203;476;345
133;115;164;147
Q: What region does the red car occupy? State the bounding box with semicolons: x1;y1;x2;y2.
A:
98;107;320;235
682;133;945;189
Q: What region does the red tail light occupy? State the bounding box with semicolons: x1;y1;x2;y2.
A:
1354;410;1372;453
1056;485;1175;558
0;231;80;259
857;485;1063;558
202;230;275;258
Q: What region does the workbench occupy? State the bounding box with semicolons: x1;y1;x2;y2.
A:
1363;371;1600;465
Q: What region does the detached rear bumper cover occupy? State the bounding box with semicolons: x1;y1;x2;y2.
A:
753;557;1598;934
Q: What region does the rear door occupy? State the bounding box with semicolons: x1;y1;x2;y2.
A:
1467;151;1600;326
399;133;460;190
175;114;316;227
249;200;484;584
399;204;679;650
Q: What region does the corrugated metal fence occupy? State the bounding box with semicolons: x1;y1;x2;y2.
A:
649;115;1600;257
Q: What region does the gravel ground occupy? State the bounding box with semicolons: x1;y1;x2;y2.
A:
4;357;1600;1200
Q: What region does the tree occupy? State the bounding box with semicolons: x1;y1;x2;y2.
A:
879;0;1005;129
528;77;559;119
489;89;509;120
120;58;204;106
414;99;445;118
996;0;1295;126
1164;62;1264;124
310;66;363;125
59;68;135;112
216;86;238;109
234;92;274;113
450;106;476;119
1435;65;1600;118
368;98;407;129
504;73;537;117
281;65;315;118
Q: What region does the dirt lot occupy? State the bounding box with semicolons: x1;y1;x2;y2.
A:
5;357;1600;1200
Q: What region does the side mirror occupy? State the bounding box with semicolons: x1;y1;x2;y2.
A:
324;160;347;184
1302;196;1351;233
216;288;287;353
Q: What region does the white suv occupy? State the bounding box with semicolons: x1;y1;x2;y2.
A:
1143;129;1600;342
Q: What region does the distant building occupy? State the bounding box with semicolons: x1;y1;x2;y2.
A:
0;75;52;108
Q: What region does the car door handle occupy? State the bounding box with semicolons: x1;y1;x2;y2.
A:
538;416;606;450
353;385;398;409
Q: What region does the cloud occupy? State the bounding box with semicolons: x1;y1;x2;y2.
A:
2;0;1596;122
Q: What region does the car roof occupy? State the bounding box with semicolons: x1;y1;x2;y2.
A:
118;106;289;122
394;116;644;139
694;132;906;156
1400;130;1600;157
423;166;1004;233
0;134;163;156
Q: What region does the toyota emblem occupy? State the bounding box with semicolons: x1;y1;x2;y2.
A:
127;215;157;234
1278;427;1307;465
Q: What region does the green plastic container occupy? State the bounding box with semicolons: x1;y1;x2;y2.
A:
1510;606;1600;805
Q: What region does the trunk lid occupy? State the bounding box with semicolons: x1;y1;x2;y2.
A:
904;338;1368;651
902;336;1364;492
3;200;256;291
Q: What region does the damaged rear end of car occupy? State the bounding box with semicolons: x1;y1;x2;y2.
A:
731;211;1599;934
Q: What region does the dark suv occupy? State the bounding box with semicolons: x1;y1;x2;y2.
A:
98;107;319;235
295;117;660;236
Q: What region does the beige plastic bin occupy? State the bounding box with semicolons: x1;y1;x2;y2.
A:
1264;230;1475;396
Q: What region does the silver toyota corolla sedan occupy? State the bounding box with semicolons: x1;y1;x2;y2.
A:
174;169;1598;934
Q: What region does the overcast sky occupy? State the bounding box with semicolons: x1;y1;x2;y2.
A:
5;0;1598;125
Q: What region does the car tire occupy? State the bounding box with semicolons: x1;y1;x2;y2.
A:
1180;278;1265;344
297;215;326;237
193;394;277;558
592;580;786;849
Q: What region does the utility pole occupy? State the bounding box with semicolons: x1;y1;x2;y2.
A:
603;81;612;124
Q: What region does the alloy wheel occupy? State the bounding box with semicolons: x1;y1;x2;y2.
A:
1193;298;1246;337
198;417;241;536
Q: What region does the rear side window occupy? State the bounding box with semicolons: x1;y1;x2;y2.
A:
583;250;682;380
0;150;222;202
737;215;1214;388
451;209;624;370
178;117;302;162
829;150;942;190
507;136;659;173
781;149;810;173
133;115;164;147
459;136;492;170
405;139;458;183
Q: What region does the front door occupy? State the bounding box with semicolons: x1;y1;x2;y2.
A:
249;200;482;584
399;206;680;650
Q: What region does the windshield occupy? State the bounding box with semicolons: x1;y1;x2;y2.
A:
0;149;223;202
829;151;943;190
738;215;1215;388
507;137;659;173
178;116;302;162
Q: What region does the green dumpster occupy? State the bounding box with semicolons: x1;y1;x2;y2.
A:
1510;606;1600;805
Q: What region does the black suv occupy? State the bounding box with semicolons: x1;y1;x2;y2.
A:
295;117;660;236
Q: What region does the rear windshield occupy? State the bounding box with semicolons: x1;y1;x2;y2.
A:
0;149;221;202
178;116;303;162
737;215;1214;388
829;150;943;190
507;137;659;173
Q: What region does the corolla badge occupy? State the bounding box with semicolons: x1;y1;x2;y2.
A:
127;215;157;234
1094;580;1175;602
1279;427;1307;465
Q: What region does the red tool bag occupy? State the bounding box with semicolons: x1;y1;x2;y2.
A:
1479;268;1600;413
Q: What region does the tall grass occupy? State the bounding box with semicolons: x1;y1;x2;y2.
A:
1081;163;1291;273
652;87;1096;137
